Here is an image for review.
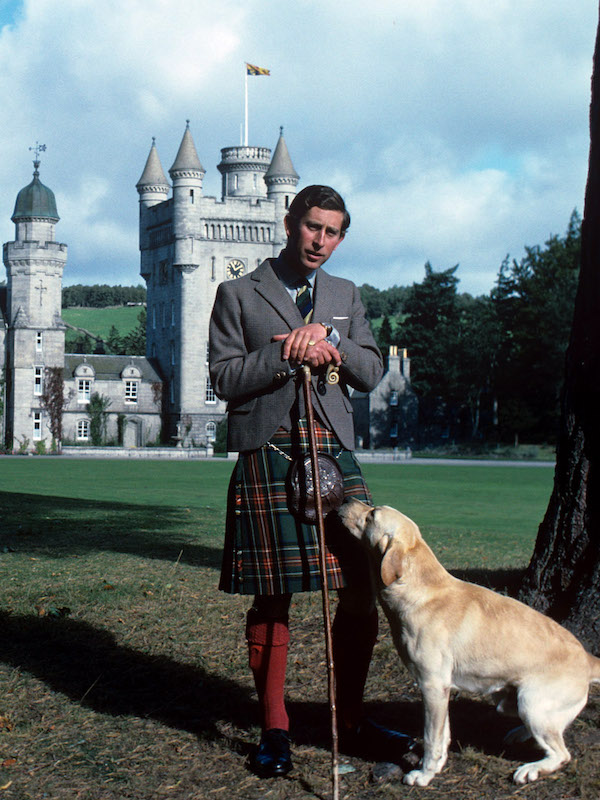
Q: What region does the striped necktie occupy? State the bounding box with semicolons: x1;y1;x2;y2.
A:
295;280;313;323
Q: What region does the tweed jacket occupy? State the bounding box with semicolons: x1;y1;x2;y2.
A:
209;258;383;452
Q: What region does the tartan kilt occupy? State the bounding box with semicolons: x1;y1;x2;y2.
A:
219;418;372;596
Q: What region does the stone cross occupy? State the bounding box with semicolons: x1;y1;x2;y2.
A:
35;279;47;307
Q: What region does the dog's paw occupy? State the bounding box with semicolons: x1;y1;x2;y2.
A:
513;763;540;784
504;724;532;745
403;769;433;787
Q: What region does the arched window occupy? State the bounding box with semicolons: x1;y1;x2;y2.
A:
206;421;217;442
77;419;90;441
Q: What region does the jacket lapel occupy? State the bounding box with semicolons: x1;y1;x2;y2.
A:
312;269;336;323
252;259;305;329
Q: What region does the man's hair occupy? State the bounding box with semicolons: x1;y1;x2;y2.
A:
287;185;351;234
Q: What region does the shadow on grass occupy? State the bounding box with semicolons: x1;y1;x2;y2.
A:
1;490;224;570
451;567;526;597
0;611;253;740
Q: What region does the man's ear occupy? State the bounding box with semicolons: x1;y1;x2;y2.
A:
380;540;403;587
283;214;295;240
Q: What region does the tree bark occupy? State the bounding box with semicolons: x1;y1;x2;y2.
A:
519;5;600;652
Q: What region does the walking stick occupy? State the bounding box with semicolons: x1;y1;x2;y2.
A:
301;364;340;800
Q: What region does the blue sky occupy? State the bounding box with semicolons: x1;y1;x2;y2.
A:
0;0;597;295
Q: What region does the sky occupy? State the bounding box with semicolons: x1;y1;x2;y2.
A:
0;0;597;296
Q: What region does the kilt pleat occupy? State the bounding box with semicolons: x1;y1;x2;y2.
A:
219;418;372;596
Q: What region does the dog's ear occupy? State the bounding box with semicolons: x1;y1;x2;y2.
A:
378;515;420;586
380;539;403;586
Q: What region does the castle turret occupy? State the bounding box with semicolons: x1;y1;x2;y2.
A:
3;152;67;448
136;137;170;209
265;127;299;245
217;144;271;199
169;121;204;271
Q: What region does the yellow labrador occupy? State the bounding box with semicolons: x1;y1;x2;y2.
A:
337;498;600;787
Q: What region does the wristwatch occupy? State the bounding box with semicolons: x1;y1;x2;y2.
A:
319;322;333;336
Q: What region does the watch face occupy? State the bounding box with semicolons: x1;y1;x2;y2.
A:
226;258;245;279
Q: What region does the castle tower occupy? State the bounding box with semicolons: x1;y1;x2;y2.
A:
3;151;67;448
217;143;271;199
265;127;299;245
138;124;298;446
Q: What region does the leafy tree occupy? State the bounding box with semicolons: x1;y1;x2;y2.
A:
492;211;581;442
40;367;72;452
87;393;111;445
399;263;460;397
397;263;462;441
454;295;502;439
377;315;394;352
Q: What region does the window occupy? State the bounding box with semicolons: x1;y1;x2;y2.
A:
33;411;42;440
205;376;216;404
125;380;138;403
78;379;92;403
34;366;43;396
77;419;90;441
390;423;398;439
189;189;194;204
206;421;216;442
170;341;175;366
205;342;210;366
171;300;175;326
390;390;399;407
36;331;43;352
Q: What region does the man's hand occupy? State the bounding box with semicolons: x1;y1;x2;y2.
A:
272;323;341;368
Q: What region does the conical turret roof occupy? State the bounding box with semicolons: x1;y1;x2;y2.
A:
265;127;299;181
12;162;59;222
170;121;204;176
136;138;170;190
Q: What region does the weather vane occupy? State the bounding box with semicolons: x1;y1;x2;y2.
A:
29;142;47;162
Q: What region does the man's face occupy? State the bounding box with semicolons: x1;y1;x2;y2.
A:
284;206;345;275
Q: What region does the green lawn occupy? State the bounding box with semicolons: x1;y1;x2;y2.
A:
0;459;552;571
4;458;590;800
62;306;142;343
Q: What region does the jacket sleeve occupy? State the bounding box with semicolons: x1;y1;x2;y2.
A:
208;280;290;403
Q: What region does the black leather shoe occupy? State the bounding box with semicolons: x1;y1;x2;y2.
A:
252;728;293;777
339;717;418;764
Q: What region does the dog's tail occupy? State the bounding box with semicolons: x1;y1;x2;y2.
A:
587;653;600;684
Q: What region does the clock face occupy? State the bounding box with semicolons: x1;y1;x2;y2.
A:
226;258;245;279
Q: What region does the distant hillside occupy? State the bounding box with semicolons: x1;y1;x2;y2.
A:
62;306;143;348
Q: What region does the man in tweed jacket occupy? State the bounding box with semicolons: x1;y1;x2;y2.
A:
209;186;415;777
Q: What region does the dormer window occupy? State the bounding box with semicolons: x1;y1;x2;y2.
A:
125;381;138;403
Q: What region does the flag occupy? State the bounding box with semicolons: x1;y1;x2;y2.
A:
246;62;270;76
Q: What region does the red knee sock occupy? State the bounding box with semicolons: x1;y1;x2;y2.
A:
246;609;290;732
332;606;379;732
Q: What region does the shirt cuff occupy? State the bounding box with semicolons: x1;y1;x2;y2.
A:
326;326;340;348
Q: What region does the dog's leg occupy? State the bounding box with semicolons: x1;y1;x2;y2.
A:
512;682;586;784
404;682;451;787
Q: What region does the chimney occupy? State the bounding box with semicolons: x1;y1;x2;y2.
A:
387;345;401;373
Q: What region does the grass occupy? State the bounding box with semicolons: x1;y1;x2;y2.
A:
1;458;598;800
62;306;142;344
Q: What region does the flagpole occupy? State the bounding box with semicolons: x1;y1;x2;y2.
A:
244;66;249;146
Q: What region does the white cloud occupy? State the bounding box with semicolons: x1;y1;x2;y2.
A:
0;0;597;295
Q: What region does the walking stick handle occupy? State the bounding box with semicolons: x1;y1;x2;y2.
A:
301;366;340;800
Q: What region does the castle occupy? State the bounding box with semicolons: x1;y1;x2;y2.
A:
1;126;416;452
0;125;299;450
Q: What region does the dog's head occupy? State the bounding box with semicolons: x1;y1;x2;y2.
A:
337;498;422;587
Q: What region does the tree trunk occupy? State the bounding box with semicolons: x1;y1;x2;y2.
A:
519;5;600;652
